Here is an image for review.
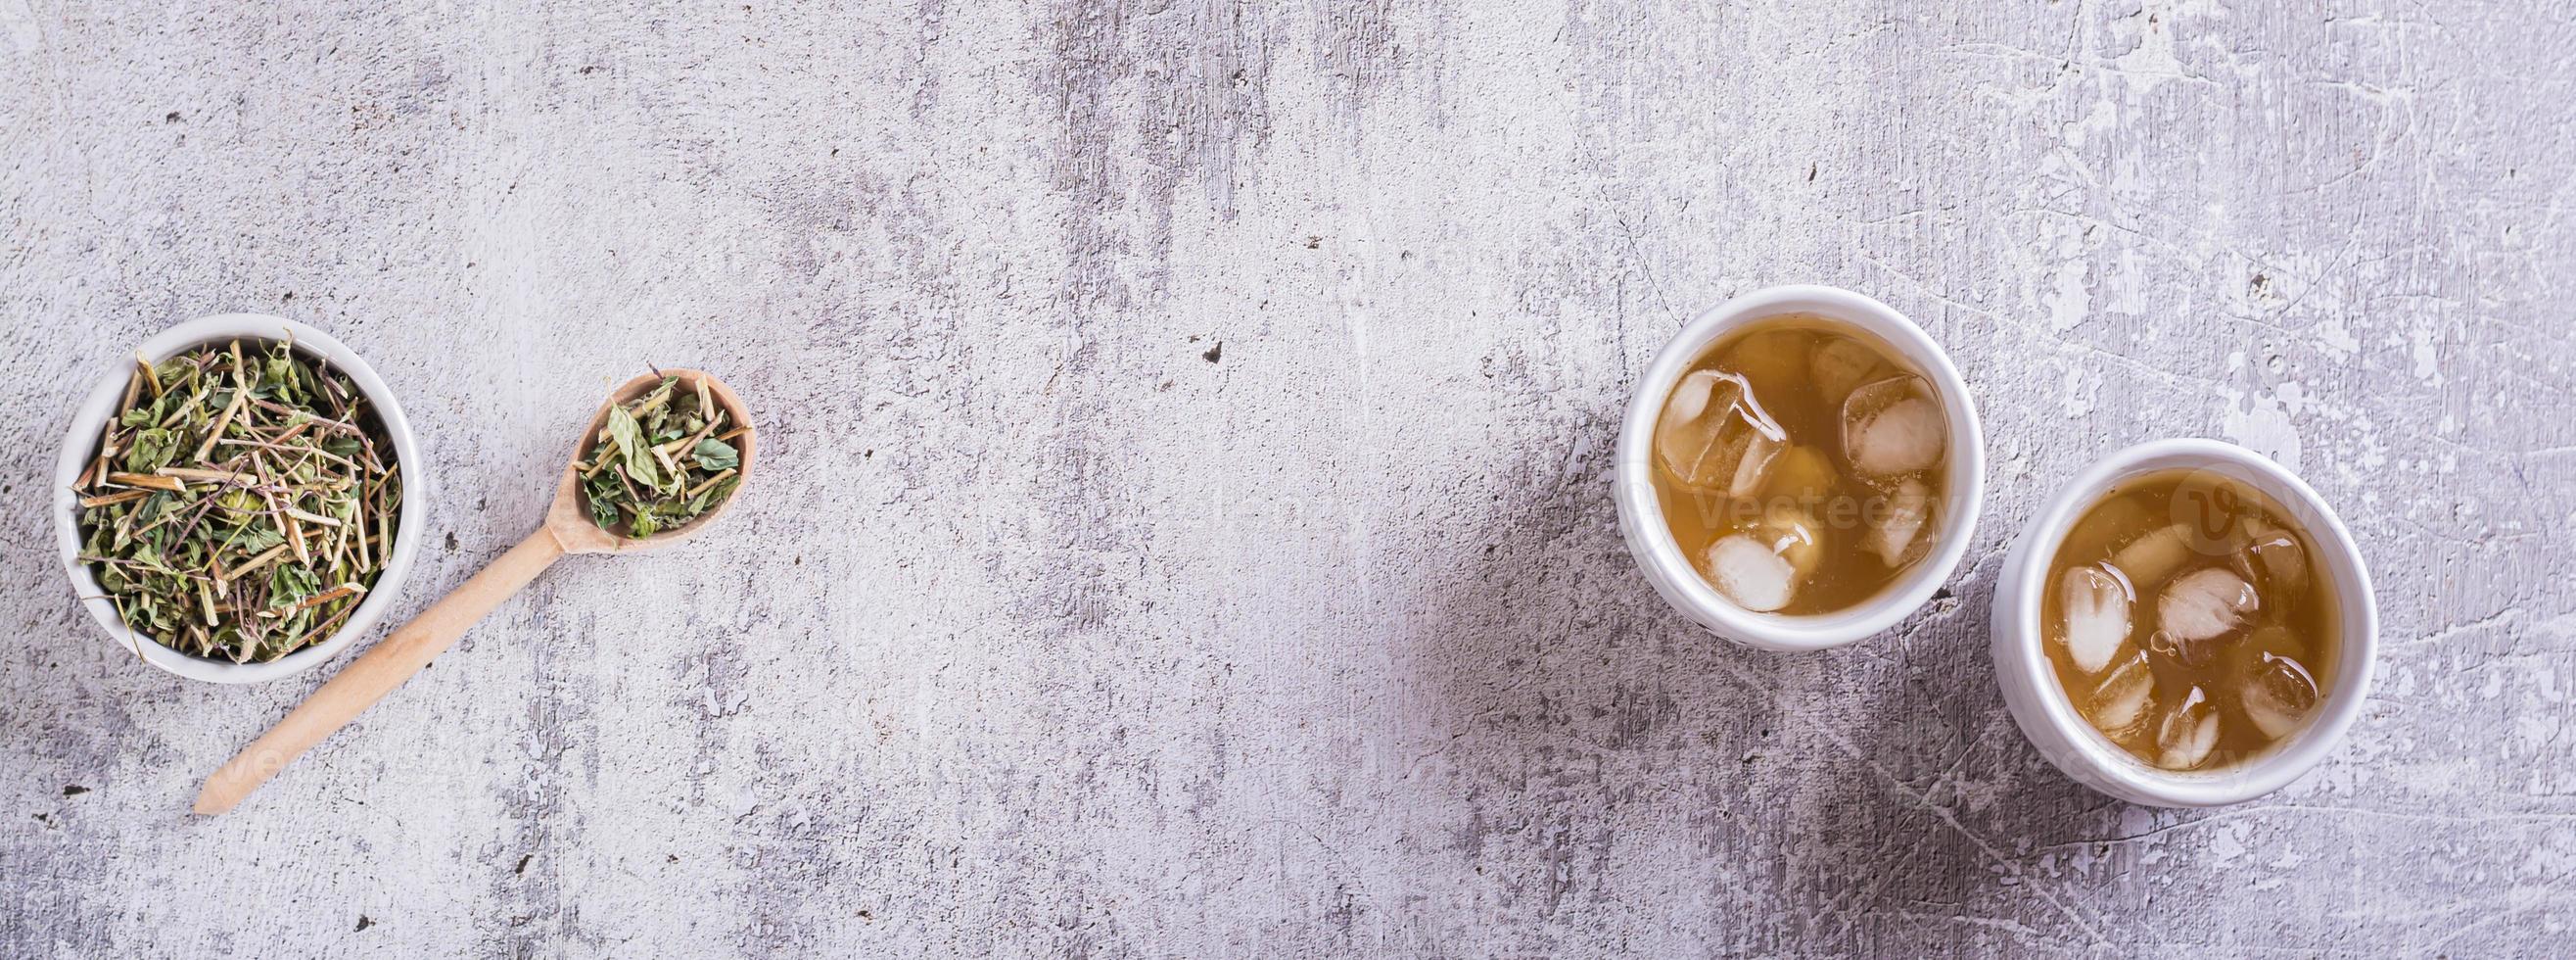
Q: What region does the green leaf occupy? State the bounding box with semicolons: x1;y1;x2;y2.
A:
693;438;738;472
268;563;319;603
229;525;285;554
585;473;622;529
606;405;660;488
124;427;179;473
154;357;197;389
687;475;740;513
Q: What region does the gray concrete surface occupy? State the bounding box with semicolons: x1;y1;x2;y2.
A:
4;0;2572;956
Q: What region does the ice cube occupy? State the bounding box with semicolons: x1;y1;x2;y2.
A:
1869;478;1934;567
2109;523;2193;592
2087;651;2154;737
1703;507;1823;612
1761;445;1835;506
2155;687;2221;770
1657;369;1786;492
2242;651;2319;738
2159;567;2259;644
2224;623;2305;678
2059;563;2132;673
1730;432;1784;500
1808;335;1887;408
1754;505;1825;580
2058;494;2155;566
2241;524;2310;599
2146;629;2218;668
1728;329;1811;402
1705;534;1796;612
1841;375;1946;476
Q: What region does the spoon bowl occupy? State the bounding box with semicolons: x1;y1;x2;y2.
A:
547;369;757;554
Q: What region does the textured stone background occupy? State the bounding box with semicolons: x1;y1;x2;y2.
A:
4;0;2572;956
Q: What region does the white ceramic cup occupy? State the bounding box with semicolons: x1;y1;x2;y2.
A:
1991;439;2377;806
53;314;427;684
1613;285;1987;651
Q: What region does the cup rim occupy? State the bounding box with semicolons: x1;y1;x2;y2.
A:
1613;284;1988;651
51;314;428;684
1991;438;2378;806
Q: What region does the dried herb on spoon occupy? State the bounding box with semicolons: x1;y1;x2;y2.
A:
73;339;403;662
574;374;743;538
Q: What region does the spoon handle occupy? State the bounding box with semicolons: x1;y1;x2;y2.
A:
193;527;569;815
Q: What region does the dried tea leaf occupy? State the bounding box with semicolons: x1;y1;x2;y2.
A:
606;404;660;489
585;472;622;530
693;439;738;472
579;374;745;539
71;338;401;662
124;428;179;473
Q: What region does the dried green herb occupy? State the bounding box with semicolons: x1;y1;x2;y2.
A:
575;374;743;538
73;339;403;662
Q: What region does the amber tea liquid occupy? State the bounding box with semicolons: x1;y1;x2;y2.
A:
2041;470;2340;771
1649;315;1950;615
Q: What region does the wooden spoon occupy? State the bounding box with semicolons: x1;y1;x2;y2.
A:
193;370;755;815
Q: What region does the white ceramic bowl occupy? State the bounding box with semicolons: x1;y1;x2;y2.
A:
1991;439;2377;807
52;314;426;683
1613;285;1988;651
